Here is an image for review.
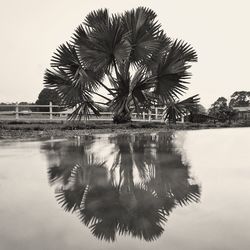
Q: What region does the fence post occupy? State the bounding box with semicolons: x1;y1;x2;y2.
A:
148;110;151;122
181;115;184;123
155;107;158;120
15;102;19;120
49;102;53;120
161;107;166;123
142;112;145;121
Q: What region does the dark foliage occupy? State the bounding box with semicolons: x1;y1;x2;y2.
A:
34;88;64;112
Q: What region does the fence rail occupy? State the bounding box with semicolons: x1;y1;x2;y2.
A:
0;102;176;122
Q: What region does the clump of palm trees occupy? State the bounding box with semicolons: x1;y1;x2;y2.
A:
44;7;199;123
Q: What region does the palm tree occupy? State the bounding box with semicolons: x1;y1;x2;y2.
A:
44;7;198;123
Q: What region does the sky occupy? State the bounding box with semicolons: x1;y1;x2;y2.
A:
0;0;249;108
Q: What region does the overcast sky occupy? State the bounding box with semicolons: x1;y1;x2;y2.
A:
0;0;249;108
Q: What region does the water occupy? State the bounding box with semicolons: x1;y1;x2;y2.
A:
0;128;250;250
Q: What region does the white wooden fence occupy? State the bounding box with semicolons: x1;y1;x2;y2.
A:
0;102;173;122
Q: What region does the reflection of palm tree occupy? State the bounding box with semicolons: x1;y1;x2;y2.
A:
81;185;165;241
42;133;201;242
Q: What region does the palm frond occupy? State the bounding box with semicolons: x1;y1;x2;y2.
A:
129;68;156;112
163;95;200;122
44;69;86;105
44;68;102;119
51;42;79;68
84;9;109;28
153;39;198;101
50;42;104;92
71;24;91;51
142;31;172;71
67;100;102;120
177;94;200;108
122;7;162;65
74;13;131;72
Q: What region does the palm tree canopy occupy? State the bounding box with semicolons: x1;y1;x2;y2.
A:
44;7;198;122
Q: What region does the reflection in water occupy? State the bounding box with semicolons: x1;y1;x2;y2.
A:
41;132;201;242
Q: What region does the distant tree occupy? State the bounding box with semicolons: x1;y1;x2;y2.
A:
35;88;63;112
0;102;34;112
196;104;206;114
0;102;15;112
188;104;208;123
208;97;228;122
19;102;34;111
224;108;238;124
208;97;237;123
229;91;250;107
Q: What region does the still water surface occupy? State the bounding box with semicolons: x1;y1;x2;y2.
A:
0;128;250;250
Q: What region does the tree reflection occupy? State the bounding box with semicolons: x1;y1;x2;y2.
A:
41;132;201;242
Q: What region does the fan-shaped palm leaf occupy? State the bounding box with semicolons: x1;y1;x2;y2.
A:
141;30;172;71
51;42;104;91
73;12;131;72
154;39;198;101
164;95;200;123
122;7;162;65
44;68;102;120
84;9;109;29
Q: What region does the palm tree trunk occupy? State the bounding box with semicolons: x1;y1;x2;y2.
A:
113;96;132;124
113;109;131;124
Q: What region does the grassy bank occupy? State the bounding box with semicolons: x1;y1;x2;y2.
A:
1;120;250;139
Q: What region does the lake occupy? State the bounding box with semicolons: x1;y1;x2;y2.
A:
0;128;250;250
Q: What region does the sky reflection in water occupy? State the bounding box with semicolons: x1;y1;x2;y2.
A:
41;132;201;242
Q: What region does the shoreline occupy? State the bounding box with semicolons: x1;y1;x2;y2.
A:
0;128;172;140
1;120;250;140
